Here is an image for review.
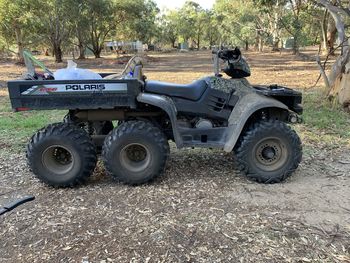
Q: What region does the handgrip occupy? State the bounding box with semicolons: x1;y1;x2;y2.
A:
0;195;35;216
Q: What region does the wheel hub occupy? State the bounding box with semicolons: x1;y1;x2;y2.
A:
254;138;288;172
42;145;74;175
260;145;278;161
125;145;147;162
54;147;72;165
120;143;151;173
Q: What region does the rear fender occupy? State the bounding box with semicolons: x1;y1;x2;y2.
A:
224;92;288;152
137;93;183;147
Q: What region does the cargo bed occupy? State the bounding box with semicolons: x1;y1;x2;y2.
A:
7;77;143;112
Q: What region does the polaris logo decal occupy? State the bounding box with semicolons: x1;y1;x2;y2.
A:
66;84;106;91
22;83;127;95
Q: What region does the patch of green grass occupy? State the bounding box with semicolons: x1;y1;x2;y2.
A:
295;91;350;150
303;92;350;137
0;96;65;155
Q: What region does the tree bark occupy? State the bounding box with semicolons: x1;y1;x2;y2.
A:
337;62;350;111
14;26;24;63
78;43;86;60
171;39;177;48
292;35;299;55
320;9;329;54
93;47;102;58
326;16;337;55
258;36;263;52
197;33;200;50
272;0;280;51
255;31;263;52
76;25;86;60
272;40;280;51
317;0;350;109
53;43;63;63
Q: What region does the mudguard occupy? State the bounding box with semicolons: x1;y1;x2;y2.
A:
137;93;183;147
223;92;288;152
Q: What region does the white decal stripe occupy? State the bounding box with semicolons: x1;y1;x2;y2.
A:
22;83;128;95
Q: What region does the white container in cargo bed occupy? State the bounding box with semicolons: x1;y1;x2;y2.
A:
54;60;102;80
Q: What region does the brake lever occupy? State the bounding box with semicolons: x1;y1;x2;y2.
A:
0;196;35;216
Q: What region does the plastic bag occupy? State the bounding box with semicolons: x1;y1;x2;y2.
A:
54;60;102;80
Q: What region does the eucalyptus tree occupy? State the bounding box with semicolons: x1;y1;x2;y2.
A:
84;0;144;58
123;0;160;45
0;0;40;62
69;0;90;59
35;0;73;63
177;1;207;49
159;10;181;48
214;0;260;49
316;0;350;109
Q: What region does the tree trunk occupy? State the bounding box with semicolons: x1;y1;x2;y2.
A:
326;16;337;55
292;35;299;55
272;40;280;51
197;34;200;50
245;40;249;51
320;10;329;54
53;43;63;63
337;64;350;111
255;31;263;52
318;0;350;109
272;1;280;52
93;48;102;58
329;60;350;111
91;39;102;58
76;26;86;59
258;35;263;52
78;43;86;60
14;26;24;63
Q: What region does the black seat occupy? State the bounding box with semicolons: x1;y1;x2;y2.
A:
145;79;208;101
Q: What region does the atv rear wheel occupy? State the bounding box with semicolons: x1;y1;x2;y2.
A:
102;120;169;185
26;123;97;187
234;120;302;183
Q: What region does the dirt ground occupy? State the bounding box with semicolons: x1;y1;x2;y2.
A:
0;49;349;263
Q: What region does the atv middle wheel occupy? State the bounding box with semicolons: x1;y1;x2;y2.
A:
26;123;97;187
234;120;302;183
102;120;169;185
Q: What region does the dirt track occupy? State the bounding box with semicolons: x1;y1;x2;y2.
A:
0;50;349;262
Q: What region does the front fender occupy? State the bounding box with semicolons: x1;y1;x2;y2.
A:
223;92;288;152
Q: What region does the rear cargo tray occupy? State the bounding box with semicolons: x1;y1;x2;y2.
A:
7;78;142;112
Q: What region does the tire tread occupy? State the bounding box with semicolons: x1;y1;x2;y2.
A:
26;122;97;187
234;120;302;183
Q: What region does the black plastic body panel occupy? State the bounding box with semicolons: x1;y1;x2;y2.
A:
172;88;234;120
7;78;142;111
253;85;303;114
179;127;227;148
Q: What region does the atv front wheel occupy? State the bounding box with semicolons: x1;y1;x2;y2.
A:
234;120;302;183
26;123;97;187
102;120;169;185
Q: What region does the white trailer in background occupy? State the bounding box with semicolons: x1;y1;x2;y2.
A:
106;41;143;54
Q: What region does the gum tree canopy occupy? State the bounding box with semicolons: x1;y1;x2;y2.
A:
317;0;350;110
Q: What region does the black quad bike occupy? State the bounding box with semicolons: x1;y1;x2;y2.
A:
7;48;302;187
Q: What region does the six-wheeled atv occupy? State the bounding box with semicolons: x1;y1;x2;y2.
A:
7;48;303;187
